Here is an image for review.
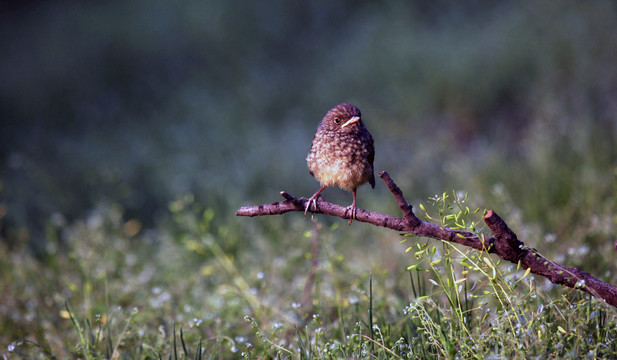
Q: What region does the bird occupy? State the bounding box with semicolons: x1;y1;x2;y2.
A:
305;103;375;224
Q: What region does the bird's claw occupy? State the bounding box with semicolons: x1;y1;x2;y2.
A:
304;197;318;217
344;205;357;225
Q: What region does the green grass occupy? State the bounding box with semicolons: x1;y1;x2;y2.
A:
2;192;617;359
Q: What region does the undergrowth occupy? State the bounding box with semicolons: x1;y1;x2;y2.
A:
3;192;616;359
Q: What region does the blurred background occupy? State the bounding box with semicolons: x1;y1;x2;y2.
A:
2;0;616;257
1;0;617;351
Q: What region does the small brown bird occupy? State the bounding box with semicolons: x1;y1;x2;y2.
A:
305;103;375;223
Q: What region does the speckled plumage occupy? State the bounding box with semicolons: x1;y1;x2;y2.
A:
305;103;375;223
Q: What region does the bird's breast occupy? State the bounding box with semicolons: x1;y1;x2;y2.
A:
306;130;374;191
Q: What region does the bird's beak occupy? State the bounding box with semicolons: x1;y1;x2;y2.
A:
341;116;360;128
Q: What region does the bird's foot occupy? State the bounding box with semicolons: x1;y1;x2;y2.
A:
344;204;357;225
305;186;328;218
304;195;319;217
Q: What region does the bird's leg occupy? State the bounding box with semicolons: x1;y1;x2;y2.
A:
344;189;358;224
305;185;328;217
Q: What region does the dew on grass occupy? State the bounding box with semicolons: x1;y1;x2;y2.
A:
361;343;368;356
189;317;203;327
137;267;155;284
235;336;246;343
574;279;585;288
150;290;171;308
491;183;505;197
86;212;104;229
577;245;589;256
544;233;557;243
125;253;137;266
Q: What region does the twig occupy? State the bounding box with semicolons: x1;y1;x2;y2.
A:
301;218;321;310
236;171;617;307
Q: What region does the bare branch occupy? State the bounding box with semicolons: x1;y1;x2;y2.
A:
236;171;617;307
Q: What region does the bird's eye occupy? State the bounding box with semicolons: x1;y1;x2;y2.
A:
334;118;341;124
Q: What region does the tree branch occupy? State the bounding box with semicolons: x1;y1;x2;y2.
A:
236;171;617;307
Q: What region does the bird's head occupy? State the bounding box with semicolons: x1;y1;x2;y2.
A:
318;103;364;133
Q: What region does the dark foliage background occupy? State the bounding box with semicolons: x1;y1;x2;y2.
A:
2;0;617;263
3;1;614;243
1;0;616;267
